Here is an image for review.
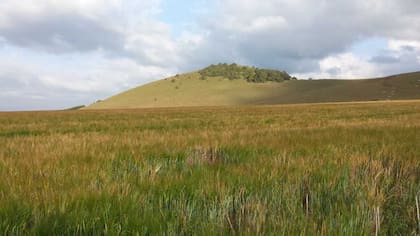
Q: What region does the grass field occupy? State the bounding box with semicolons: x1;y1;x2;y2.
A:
1;100;420;235
87;71;420;109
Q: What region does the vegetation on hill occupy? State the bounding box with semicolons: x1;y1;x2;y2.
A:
1;101;419;234
86;70;420;110
199;63;296;82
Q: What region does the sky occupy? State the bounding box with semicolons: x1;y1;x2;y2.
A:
0;0;420;111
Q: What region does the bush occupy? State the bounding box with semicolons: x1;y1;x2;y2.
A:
198;63;293;83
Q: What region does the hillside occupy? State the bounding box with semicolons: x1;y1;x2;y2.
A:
86;64;420;109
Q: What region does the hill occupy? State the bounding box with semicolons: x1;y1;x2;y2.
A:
86;64;420;109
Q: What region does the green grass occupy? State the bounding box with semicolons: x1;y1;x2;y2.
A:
86;71;420;109
1;100;420;235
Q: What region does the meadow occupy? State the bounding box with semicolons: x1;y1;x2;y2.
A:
0;100;419;235
87;69;420;110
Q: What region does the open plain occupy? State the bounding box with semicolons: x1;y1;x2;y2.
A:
1;100;419;234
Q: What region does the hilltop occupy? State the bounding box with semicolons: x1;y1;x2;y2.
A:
198;63;296;82
86;64;420;109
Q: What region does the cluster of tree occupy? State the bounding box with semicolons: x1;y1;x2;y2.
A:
199;63;297;82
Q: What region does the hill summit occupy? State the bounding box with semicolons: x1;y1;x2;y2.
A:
198;63;297;82
86;64;420;110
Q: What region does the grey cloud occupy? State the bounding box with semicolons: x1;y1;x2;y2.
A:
370;55;400;64
400;45;415;52
326;67;342;76
0;74;81;111
372;52;420;76
0;13;125;54
368;38;420;75
185;0;420;74
0;74;26;89
0;12;186;68
3;0;419;75
0;71;113;111
0;6;187;69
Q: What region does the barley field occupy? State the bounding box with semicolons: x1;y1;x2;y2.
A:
1;101;419;235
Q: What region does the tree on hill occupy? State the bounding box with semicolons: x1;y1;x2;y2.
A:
199;63;295;83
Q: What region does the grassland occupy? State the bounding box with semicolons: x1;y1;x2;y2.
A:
1;100;420;235
87;71;420;109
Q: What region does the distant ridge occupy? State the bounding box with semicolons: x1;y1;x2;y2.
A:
86;64;420;109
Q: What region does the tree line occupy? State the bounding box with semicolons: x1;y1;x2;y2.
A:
199;63;297;82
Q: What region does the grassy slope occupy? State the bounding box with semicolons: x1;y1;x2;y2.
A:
87;71;420;109
1;101;419;234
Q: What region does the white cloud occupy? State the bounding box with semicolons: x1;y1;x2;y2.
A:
0;0;112;26
221;15;288;33
388;39;420;52
295;38;420;80
37;63;164;93
0;48;175;110
123;21;180;65
321;53;377;79
293;53;377;79
0;0;160;24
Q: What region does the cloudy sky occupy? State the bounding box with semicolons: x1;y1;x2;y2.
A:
1;0;420;111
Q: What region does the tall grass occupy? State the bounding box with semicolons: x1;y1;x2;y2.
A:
0;101;419;234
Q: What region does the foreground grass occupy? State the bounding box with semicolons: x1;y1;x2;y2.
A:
0;101;419;235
